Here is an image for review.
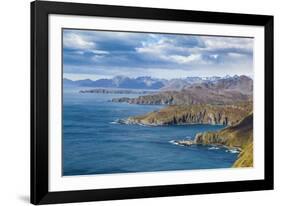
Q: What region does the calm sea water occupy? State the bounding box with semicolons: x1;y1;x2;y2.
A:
63;88;238;176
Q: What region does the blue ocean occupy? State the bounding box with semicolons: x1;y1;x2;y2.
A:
63;88;238;176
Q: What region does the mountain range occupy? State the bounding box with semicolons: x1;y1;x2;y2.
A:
64;75;252;92
64;76;166;89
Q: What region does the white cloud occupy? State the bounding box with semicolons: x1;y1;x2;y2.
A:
64;33;95;50
91;55;106;62
168;54;202;64
135;35;253;67
63;29;253;78
201;36;253;52
137;36;189;55
227;52;246;58
89;50;109;55
209;54;219;59
136;41;169;55
136;38;194;64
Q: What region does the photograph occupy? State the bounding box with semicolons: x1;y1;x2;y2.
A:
30;1;273;204
62;29;254;176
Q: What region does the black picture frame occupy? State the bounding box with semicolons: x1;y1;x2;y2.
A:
31;0;274;205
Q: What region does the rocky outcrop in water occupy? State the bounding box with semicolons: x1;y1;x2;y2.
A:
172;140;195;146
111;97;131;103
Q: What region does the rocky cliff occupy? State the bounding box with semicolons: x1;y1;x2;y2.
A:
126;102;252;126
194;113;253;167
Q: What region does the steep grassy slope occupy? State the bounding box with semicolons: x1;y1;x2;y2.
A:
232;142;253;167
194;113;253;167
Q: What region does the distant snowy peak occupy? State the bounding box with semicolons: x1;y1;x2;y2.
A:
183;75;253;95
63;75;252;91
202;76;221;81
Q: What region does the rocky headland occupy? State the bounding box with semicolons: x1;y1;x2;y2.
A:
124;102;252;126
172;113;253;167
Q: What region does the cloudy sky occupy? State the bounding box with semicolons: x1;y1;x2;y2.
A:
63;29;253;80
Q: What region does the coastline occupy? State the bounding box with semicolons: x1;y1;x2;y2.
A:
122;104;253;168
125;103;252;126
76;80;254;169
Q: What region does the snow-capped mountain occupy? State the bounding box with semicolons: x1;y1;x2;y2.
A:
63;75;252;92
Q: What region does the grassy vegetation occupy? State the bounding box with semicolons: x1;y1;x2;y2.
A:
195;113;253;167
233;142;253;167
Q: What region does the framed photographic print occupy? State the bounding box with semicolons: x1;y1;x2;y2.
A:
31;0;274;204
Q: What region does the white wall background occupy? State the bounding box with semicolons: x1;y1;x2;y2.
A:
0;0;279;205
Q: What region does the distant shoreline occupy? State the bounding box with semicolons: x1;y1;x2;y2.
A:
79;88;158;95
